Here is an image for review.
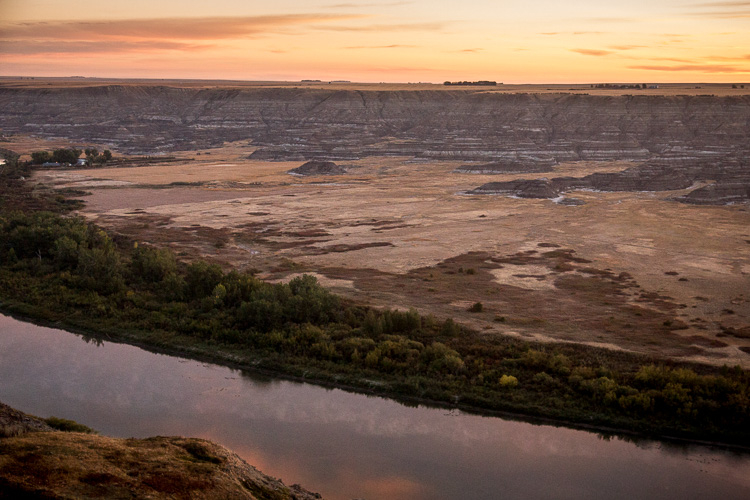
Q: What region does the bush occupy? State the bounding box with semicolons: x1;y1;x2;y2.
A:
130;245;177;283
468;302;483;313
44;416;96;434
76;246;124;294
185;260;223;300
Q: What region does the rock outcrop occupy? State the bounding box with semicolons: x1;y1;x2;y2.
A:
454;157;557;174
288;160;346;176
0;401;322;499
470;154;750;204
469;178;562;198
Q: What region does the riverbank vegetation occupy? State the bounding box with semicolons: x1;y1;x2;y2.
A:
1;166;749;447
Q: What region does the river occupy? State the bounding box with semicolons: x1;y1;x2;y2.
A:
1;314;749;499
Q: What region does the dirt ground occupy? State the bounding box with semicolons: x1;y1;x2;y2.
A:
14;138;750;368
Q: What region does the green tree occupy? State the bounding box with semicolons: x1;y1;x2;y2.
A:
130;244;177;283
31;151;52;164
184;260;223;300
52;148;82;164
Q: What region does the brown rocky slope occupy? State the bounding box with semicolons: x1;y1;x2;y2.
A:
0;401;321;500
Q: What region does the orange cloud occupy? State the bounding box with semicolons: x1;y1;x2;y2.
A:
539;32;606;36
0;14;366;41
313;22;446;32
344;44;418;49
689;1;750;5
324;1;413;7
608;45;647;51
0;40;214;55
684;1;750;17
570;48;614;56
628;64;748;73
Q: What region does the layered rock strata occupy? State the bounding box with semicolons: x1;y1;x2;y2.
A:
2;87;748;161
1;86;748;203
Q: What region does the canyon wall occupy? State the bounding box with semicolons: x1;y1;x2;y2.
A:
1;86;748;202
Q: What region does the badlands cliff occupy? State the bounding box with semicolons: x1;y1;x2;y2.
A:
1;85;748;203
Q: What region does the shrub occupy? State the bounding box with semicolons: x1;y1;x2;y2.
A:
76;246;124;294
499;374;519;388
44;417;96;434
130;245;177;283
468;302;483;313
185;260;223;300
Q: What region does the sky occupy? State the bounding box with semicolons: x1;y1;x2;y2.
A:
0;0;748;83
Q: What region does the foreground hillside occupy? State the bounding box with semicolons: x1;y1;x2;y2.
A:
0;402;321;499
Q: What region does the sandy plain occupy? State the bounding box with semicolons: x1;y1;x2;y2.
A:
11;136;747;369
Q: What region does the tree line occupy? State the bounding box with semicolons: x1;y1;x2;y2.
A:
30;147;112;166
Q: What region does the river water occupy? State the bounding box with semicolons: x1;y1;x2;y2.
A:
1;314;749;499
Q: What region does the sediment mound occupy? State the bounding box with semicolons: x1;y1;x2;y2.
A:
676;182;750;205
288;161;346;176
469;154;750;204
469;179;562;198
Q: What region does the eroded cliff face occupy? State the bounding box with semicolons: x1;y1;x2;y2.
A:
1;86;748;156
1;86;748;202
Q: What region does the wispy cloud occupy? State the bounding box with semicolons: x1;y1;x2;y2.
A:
570;48;613;56
684;10;750;17
584;17;636;23
608;45;647;51
688;1;750;7
683;1;750;17
705;54;750;61
344;44;417;49
324;1;413;8
540;31;606;36
0;40;214;55
458;48;483;53
642;56;694;63
314;21;446;32
0;15;366;41
628;64;748;73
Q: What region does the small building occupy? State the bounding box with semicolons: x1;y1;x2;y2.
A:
76;158;89;166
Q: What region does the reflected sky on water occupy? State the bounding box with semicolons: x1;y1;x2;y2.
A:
1;314;749;499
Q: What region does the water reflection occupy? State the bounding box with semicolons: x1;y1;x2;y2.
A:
1;314;749;500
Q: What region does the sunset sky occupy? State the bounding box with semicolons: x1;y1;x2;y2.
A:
1;0;748;83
